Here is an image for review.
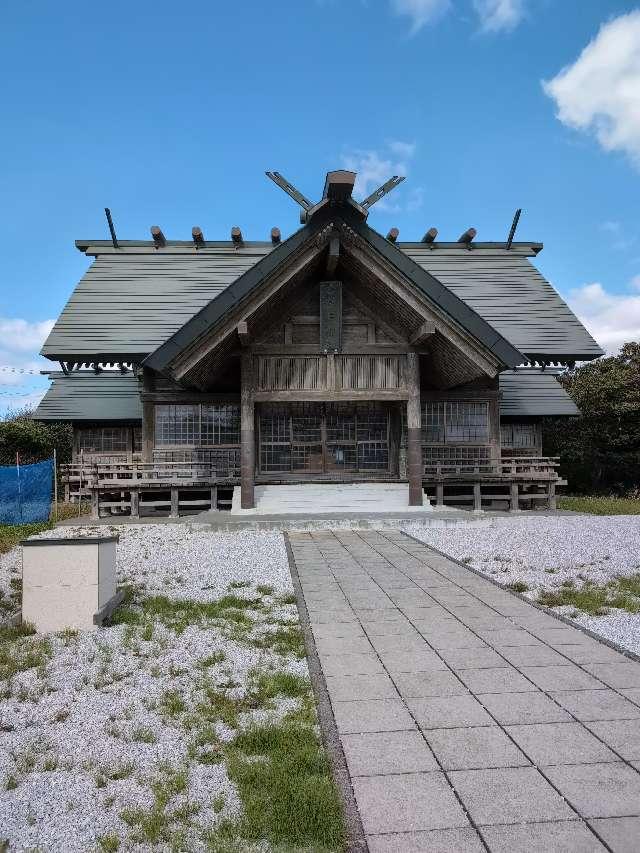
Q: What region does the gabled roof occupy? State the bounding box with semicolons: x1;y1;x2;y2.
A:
145;205;524;375
34;372;142;421
41;221;603;364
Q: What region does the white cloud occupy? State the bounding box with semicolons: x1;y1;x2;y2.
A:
0;318;54;353
0;316;53;415
543;11;640;167
340;140;424;213
473;0;525;33
567;281;640;354
389;0;451;34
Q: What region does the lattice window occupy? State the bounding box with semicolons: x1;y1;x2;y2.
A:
78;427;128;453
155;404;240;447
423;401;489;444
201;404;241;446
133;427;142;453
423;446;491;466
501;422;538;449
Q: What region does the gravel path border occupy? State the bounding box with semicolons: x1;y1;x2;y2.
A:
284;533;368;853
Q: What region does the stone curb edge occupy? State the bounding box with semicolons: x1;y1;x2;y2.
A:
283;532;368;853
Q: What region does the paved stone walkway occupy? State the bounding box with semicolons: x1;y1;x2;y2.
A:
288;529;640;853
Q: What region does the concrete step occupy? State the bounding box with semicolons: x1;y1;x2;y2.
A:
231;483;432;515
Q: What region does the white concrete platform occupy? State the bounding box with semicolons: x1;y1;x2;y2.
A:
230;483;432;515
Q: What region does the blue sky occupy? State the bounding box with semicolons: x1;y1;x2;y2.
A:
1;0;639;413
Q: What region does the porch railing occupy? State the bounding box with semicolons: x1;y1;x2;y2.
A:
423;456;560;480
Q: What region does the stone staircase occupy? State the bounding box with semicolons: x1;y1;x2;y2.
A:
230;482;432;515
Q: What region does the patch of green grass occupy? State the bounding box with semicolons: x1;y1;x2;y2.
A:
256;584;274;597
131;726;157;744
506;581;529;593
537;575;640;616
111;593;262;634
0;522;52;555
0;622;52;681
276;592;297;606
223;719;344;850
120;764;195;846
197;651;226;669
228;581;251;590
160;690;186;718
97;834;120;852
251;624;306;658
558;496;640;515
250;671;310;704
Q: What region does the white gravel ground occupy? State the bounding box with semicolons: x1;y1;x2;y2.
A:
0;525;305;852
403;515;640;655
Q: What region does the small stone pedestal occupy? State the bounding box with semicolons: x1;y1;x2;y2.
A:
21;536;123;632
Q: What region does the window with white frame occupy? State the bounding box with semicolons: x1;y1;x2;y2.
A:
154;403;240;447
422;401;489;444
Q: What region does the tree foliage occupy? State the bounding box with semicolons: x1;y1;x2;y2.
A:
0;407;72;467
544;342;640;494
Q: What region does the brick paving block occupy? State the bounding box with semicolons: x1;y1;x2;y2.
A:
367;632;429;653
438;647;509;670
367;827;485;852
544;762;640;818
394;670;469;699
620;687;640;704
314;636;374;656
481;820;606;852
319;652;384;676
527;627;587;645
377;650;448;674
363;620;417;636
325;673;398;702
521;664;603;692
457;666;537;694
480;691;573;725
425;725;529;771
550;689;640;722
449;766;575;825
590;817;640;853
499;644;570;668
332;698;417;734
341;730;438;776
425;633;489;651
407;695;496;729
556;643;630;665
584;719;640;761
583;662;640;689
505;722;618;766
352;772;469;834
477;629;543;648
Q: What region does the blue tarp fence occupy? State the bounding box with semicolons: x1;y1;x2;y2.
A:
0;459;54;524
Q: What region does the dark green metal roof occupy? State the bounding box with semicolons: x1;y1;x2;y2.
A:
34;372;142;421
499;370;579;416
41;214;602;363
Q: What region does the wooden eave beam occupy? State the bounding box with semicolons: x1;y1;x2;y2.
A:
409;321;436;347
326;236;339;275
237;321;250;347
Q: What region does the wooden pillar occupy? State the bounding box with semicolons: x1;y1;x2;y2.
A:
473;482;482;513
210;485;218;512
406;352;423;507
130;489;140;518
170;487;179;518
142;401;154;463
436;482;444;507
240;352;255;509
90;489;99;519
510;481;520;512
548;481;557;511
